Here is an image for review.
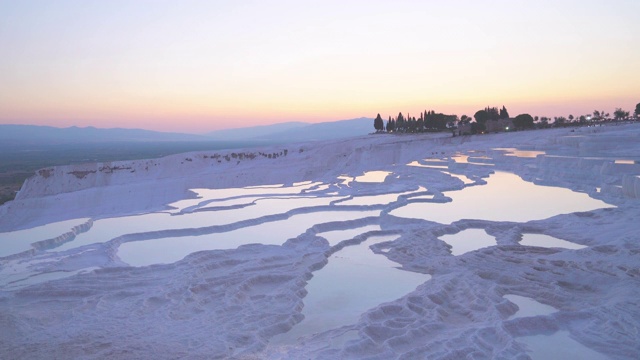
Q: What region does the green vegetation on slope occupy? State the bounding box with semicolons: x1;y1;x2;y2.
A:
0;140;278;205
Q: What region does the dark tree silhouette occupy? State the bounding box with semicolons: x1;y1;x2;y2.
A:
513;114;534;129
423;110;454;130
376;103;575;136
474;110;489;125
374;113;384;132
593;110;608;121
396;112;405;132
614;108;629;121
635;102;640;118
499;106;509;119
471;122;485;134
486;107;500;121
554;116;567;127
386;116;395;132
539;117;549;128
473;106;500;124
416;116;424;132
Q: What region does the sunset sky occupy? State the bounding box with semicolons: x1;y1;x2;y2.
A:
1;0;639;133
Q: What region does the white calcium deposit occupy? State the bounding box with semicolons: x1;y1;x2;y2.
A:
1;124;639;359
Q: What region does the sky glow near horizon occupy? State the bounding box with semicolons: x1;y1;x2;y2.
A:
1;0;639;133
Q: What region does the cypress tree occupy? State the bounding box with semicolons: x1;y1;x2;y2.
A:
374;113;384;131
499;106;509;119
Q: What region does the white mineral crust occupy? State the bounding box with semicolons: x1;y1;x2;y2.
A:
1;124;639;359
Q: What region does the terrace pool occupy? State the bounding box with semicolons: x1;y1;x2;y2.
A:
270;234;429;345
389;172;613;224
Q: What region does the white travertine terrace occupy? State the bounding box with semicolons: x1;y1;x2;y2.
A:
1;124;639;359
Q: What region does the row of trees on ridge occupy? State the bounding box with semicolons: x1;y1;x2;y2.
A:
374;102;640;135
374;111;458;133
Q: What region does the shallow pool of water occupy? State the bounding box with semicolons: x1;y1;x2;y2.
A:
518;331;608;360
614;159;637;164
167;182;322;212
195;195;267;209
118;210;381;266
336;188;421;206
270;235;429;345
439;229;496;256
0;218;89;257
452;154;494;165
317;225;381;247
355;171;392;183
504;294;557;320
441;171;475;185
55;195;345;252
520;234;586;250
390;172;614;224
306;184;331;193
407;161;448;169
493;148;546;158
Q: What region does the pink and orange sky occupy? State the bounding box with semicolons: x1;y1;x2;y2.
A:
1;0;639;133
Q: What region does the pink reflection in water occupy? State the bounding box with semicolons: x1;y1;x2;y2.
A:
390;172;613;224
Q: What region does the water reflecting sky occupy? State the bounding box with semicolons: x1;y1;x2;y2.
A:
390;172;614;224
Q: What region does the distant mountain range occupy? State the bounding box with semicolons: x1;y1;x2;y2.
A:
0;118;374;145
0;125;209;145
206;118;373;142
205;121;309;141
